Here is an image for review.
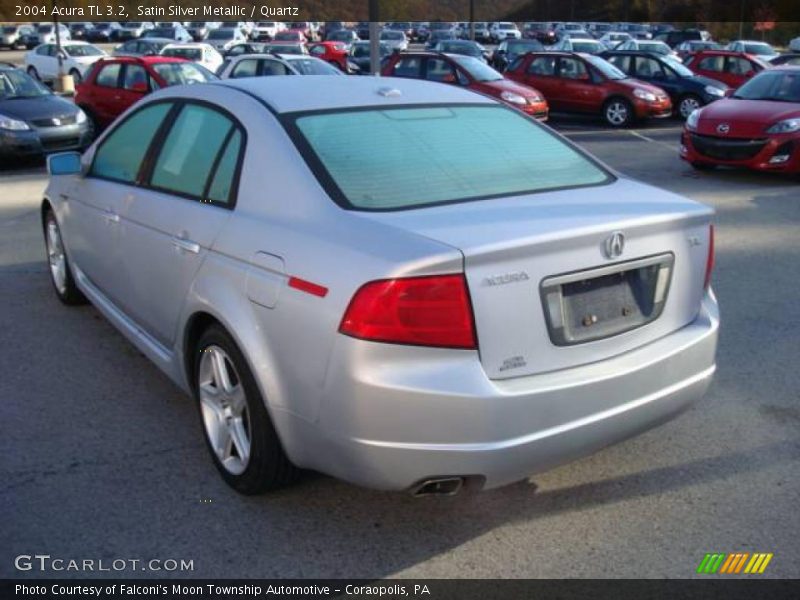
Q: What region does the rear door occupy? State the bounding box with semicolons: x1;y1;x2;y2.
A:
116;63;151;113
634;54;680;101
115;101;244;346
516;54;562;106
557;56;602;113
88;61;124;125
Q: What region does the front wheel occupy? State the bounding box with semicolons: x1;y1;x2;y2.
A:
678;94;702;119
603;98;634;128
194;325;298;494
43;208;87;305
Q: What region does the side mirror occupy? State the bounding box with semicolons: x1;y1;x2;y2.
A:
47;151;82;176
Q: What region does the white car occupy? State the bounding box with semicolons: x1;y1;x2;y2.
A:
551;37;605;54
598;31;632;49
33;23;71;45
615;39;679;60
25;41;107;84
378;30;408;52
250;21;283;41
205;27;247;51
725;40;780;62
1;24;36;49
790;37;800;52
490;22;521;42
218;53;343;78
160;43;224;73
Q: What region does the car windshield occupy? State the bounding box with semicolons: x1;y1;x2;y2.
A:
0;69;51;99
95;24;111;30
287;58;340;75
38;25;53;33
208;29;234;39
744;43;775;56
499;23;515;30
189;22;206;27
329;31;352;41
439;42;481;56
732;70;800;102
162;47;202;61
507;41;544;54
640;41;669;54
380;31;403;40
451;55;502;81
125;22;143;27
667;59;695;77
257;22;275;27
293;105;609;210
584;55;627;79
150;28;176;37
572;41;602;53
152;62;218;85
64;44;103;57
3;26;18;33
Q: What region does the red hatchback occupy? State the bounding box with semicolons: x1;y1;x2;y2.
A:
681;66;800;174
505;51;672;127
74;56;218;129
683;50;770;88
307;41;348;71
382;52;548;120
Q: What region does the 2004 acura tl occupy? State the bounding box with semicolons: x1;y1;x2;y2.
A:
42;76;718;496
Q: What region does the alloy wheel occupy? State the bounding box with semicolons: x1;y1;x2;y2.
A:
197;345;251;475
606;101;629;126
45;218;67;295
680;97;701;119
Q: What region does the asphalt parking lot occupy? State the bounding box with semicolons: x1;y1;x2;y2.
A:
1;79;799;579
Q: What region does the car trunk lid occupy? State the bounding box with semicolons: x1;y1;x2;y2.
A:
359;178;713;379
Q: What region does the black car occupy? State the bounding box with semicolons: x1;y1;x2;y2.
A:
86;22;122;42
425;31;455;51
491;39;544;71
601;50;729;118
653;29;705;49
0;66;93;157
354;22;371;40
770;53;800;67
68;22;95;41
348;41;392;74
433;40;489;62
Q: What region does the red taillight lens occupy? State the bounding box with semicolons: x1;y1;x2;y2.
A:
704;224;715;290
339;274;477;349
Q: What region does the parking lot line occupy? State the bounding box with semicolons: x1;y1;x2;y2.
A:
627;130;681;152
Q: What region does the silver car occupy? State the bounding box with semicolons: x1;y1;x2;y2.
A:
42;76;719;495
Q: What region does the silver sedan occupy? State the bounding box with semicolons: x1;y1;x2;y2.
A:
41;76;719;495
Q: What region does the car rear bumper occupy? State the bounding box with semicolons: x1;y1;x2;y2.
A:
680;130;800;172
281;291;719;491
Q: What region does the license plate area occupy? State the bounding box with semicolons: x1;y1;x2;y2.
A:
541;253;674;346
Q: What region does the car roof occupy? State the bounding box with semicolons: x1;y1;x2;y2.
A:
215;74;495;114
99;55;187;64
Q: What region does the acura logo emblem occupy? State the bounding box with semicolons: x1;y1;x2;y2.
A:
604;232;625;259
717;123;730;134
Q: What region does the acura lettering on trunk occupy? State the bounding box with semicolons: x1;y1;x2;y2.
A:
41;76;719;495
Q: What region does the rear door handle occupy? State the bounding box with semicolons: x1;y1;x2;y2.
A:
172;237;200;254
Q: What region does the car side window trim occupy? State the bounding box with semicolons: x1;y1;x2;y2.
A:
139;99;247;209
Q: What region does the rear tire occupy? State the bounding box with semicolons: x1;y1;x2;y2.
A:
43;208;87;305
603;97;634;128
194;324;298;494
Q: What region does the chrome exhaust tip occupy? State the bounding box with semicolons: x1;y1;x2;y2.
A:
411;477;464;497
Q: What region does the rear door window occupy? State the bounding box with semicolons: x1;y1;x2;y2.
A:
390;56;422;78
697;55;724;72
425;58;456;82
231;59;258;78
95;63;121;87
526;56;557;76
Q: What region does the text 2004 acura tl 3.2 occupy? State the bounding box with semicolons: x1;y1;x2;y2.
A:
42;76;718;496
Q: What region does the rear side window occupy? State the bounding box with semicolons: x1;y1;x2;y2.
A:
122;64;149;90
527;56;556;75
231;59;258;78
697;55;724;72
150;104;240;202
293;105;610;210
91;102;171;183
606;54;630;73
206;130;242;204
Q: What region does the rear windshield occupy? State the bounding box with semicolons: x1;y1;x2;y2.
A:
292;105;610;210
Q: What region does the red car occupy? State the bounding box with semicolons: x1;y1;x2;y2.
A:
74;56;218;129
381;52;548;120
307;41;348;71
681;66;800;174
505;51;672;127
683;50;770;88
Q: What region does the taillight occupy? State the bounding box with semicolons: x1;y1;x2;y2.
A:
704;224;715;290
339;274;477;349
